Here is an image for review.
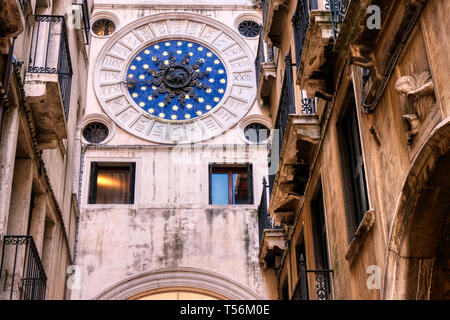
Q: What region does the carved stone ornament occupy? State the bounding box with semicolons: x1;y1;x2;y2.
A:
93;13;256;144
395;71;436;144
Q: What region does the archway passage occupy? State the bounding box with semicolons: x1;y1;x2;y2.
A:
127;287;225;300
384;118;450;300
404;150;450;299
94;267;262;300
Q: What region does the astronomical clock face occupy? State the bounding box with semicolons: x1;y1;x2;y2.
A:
94;14;256;144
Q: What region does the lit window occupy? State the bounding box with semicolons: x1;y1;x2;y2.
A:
92;19;116;37
88;163;135;204
209;164;253;205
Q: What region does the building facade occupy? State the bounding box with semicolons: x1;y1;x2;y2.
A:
0;0;90;299
70;0;278;300
0;0;448;301
258;0;449;300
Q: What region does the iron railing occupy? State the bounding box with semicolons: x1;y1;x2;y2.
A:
73;0;91;45
0;236;47;300
262;0;269;25
258;178;282;244
292;255;333;300
326;0;349;38
28;15;73;119
255;30;274;86
274;54;296;150
274;55;317;155
19;0;29;12
292;0;311;71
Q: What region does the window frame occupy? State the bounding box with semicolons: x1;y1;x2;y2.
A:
338;88;370;241
208;163;254;205
88;162;136;205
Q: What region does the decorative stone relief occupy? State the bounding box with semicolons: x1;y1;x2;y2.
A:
395;71;436;144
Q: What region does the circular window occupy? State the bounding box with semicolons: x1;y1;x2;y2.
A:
238;21;261;38
92;19;116;37
244;123;270;143
83;122;110;143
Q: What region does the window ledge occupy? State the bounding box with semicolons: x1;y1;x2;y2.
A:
345;209;376;266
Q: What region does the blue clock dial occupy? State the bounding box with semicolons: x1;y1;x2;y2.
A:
126;40;228;121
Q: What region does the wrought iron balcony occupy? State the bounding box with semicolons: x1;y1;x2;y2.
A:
25;15;73;148
258;177;282;244
274;55;316;154
0;236;47;300
255;30;276;107
20;0;29;12
262;0;269;27
28;15;73;118
73;0;91;45
292;0;311;71
255;29;274;86
292;255;333;300
326;0;349;38
258;177;286;269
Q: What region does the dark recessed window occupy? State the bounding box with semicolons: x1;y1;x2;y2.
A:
88;162;135;204
238;20;261;38
92;19;116;36
339;92;369;240
83;122;109;143
209;164;253;205
244;123;270;143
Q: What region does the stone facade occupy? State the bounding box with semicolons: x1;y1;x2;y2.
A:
0;0;90;299
259;0;449;300
70;0;278;300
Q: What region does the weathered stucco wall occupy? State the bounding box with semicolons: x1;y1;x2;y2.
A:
72;2;276;300
74;146;276;300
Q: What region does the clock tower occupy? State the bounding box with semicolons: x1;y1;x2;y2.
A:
74;0;276;300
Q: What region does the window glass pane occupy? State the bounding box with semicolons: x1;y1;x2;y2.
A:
211;173;228;204
96;167;130;204
233;173;249;204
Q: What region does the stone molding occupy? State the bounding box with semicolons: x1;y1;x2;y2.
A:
237;114;273;145
81;113;116;144
383;117;450;299
94;267;262;300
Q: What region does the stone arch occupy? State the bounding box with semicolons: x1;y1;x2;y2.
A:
94;267;262;300
383;117;450;299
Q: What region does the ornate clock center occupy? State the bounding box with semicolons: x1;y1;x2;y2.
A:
163;64;192;89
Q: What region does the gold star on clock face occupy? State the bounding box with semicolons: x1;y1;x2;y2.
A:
126;40;229;122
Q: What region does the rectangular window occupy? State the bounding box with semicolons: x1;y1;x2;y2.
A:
340;96;369;239
311;182;332;299
311;182;330;270
88;162;136;204
209;164;253;205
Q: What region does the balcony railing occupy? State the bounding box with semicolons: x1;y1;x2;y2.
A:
73;0;91;45
20;0;29;12
274;55;316;143
326;0;349;38
0;236;47;300
292;255;333;300
274;55;296;148
292;0;311;71
28;15;73;119
262;0;269;27
258;178;282;244
255;29;274;86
